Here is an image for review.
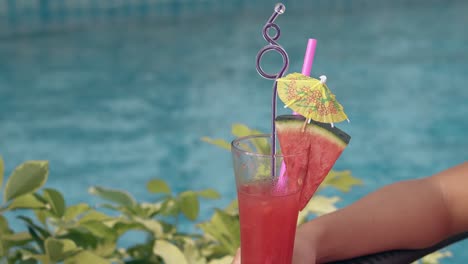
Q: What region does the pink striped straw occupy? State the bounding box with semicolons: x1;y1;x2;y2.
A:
278;39;317;186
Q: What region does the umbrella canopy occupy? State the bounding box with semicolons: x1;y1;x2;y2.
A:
277;72;349;126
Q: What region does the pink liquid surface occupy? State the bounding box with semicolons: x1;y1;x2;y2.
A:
237;181;301;264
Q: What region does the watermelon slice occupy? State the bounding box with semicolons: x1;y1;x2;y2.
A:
275;115;351;210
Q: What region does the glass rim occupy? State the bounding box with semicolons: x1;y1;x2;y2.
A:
231;134;306;158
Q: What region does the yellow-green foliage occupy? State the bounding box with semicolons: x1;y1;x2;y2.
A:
414;251;452;264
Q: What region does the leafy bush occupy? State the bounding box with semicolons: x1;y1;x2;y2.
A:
0;158;235;264
0;124;451;263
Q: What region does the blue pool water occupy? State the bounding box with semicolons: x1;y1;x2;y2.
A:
1;1;468;262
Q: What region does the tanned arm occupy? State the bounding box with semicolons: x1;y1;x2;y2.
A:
294;162;468;263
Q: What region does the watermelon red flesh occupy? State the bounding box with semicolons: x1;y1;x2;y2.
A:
276;115;351;211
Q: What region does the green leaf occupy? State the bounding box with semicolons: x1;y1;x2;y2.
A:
18;216;51;239
208;256;234;264
297;195;340;225
88;186;136;209
78;210;112;223
232;123;249;135
146;179;171;194
133;218;163;237
27;226;47;253
79;221;117;240
182;238;206;264
224;200;239;216
198;209;240;255
419;250;452;264
139;202;163;218
0;156;4;189
64;203;91;221
320;170;362;192
59;228;99;249
1;232;33;254
1;238;33;253
160;221;178;236
126;243;153;262
24;254;49;263
0;214;11;233
18;259;40;264
43;188;66;217
179;191;199;221
160;198;180;217
45;238;79;262
35;209;52;226
111;220;146;237
97;203;127;214
13;250;32;262
64;250;109;264
2;232;32;242
231;123;262;137
200;137;231;151
197;189;221;199
3;161;48;202
92;240;116;258
8;193;46;210
231;124;269;154
153;239;188;264
304;195;340;216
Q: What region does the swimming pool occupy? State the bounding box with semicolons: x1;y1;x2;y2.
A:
1;1;467;262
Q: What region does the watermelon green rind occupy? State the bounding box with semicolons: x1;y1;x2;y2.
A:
275;115;351;211
275;115;350;146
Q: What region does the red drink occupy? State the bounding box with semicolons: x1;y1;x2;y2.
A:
237;181;301;264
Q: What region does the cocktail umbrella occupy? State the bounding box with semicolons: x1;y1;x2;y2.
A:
277;72;349;128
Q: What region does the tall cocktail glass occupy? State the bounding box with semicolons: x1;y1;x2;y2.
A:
231;134;307;264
